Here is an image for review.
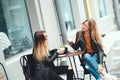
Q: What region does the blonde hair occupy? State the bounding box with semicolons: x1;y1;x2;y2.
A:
77;19;103;48
33;31;49;61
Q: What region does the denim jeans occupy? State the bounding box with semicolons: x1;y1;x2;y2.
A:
83;52;102;80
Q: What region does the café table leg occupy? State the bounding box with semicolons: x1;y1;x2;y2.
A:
68;57;77;80
69;56;82;80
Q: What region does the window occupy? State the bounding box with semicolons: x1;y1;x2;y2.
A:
54;0;75;44
61;0;75;32
0;0;33;59
98;0;107;17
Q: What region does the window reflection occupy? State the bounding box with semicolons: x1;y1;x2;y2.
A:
54;0;75;44
61;0;75;32
98;0;107;17
0;0;33;59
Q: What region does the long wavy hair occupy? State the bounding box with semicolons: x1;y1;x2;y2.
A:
33;31;49;61
77;19;103;48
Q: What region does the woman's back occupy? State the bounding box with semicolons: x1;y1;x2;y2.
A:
31;58;50;80
31;58;63;80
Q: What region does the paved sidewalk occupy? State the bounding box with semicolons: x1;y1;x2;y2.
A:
105;47;120;79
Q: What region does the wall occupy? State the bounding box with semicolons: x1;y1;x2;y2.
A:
71;0;86;29
90;0;117;34
25;0;44;34
39;0;62;49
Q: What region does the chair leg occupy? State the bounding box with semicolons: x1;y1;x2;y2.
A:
89;74;91;80
83;73;85;80
103;61;108;73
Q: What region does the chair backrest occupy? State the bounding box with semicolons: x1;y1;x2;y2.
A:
20;54;34;80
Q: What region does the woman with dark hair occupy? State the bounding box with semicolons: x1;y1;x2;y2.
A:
31;31;73;80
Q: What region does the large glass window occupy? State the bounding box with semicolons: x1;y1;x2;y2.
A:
54;0;75;44
61;0;75;32
98;0;107;17
0;0;33;59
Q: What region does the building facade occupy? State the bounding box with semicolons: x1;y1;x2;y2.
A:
0;0;118;80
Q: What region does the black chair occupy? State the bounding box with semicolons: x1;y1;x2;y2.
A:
0;62;9;80
20;54;34;80
78;53;108;80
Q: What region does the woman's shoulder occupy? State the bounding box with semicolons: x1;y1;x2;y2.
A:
76;30;83;35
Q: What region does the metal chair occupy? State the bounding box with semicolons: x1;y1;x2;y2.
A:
20;54;34;80
0;62;9;80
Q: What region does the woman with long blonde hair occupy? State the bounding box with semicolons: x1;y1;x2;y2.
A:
67;19;114;80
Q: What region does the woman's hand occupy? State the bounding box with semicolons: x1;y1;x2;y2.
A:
57;48;65;54
67;40;73;46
